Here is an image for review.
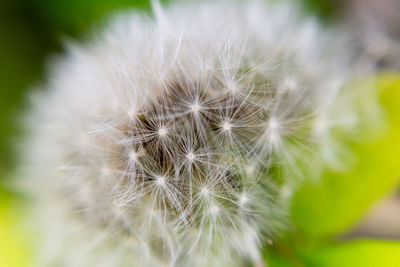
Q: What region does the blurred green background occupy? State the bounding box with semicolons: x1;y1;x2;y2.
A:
1;0;399;266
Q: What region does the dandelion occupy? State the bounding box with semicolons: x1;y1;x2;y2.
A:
22;1;358;266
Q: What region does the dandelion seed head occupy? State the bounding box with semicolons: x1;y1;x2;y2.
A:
22;0;360;266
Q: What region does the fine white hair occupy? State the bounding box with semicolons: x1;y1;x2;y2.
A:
22;1;360;266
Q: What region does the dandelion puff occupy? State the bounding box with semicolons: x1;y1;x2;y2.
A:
21;0;360;266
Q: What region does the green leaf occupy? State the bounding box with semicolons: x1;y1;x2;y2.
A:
264;243;305;267
291;74;400;238
0;2;56;180
35;0;169;36
302;240;400;267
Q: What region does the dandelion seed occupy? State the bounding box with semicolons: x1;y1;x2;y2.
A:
210;204;220;214
281;186;292;198
201;187;209;196
245;164;256;175
269;131;280;143
129;151;138;161
266;118;281;144
100;166;111;176
186;152;196;161
127;108;137;119
314;117;329;135
239;193;248;205
158;127;167;136
156;176;166;186
190;104;200;113
269;118;280;131
222;121;232;132
227;81;238;94
284;77;298;91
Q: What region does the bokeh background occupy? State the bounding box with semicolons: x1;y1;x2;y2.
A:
0;0;399;266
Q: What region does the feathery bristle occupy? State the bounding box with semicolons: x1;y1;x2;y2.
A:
22;1;358;266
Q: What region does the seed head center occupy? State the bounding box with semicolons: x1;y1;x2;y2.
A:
191;104;200;112
127;109;136;118
201;187;209;195
156;176;166;186
222;122;232;131
187;152;196;161
269;118;279;130
129;151;138;161
239;193;248;204
210;204;219;214
158;127;167;136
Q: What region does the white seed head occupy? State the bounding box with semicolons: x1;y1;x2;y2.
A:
22;1;360;266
